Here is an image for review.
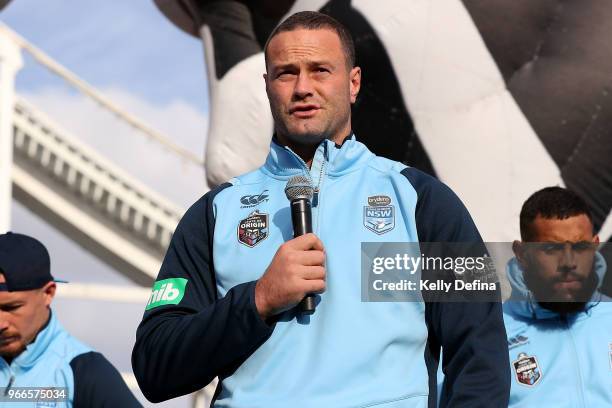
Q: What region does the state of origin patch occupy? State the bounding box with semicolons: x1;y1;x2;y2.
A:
237;210;269;247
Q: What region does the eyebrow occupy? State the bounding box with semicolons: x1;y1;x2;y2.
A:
272;60;334;71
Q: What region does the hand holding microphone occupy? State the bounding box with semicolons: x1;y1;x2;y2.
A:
254;176;326;320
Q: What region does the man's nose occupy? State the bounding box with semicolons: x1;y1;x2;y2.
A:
0;315;9;333
559;244;577;271
293;72;314;99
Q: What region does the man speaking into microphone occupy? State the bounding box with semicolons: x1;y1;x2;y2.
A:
132;11;509;407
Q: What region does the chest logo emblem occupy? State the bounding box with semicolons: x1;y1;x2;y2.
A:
240;190;269;208
508;334;529;350
364;195;395;234
238;211;269;247
513;352;542;387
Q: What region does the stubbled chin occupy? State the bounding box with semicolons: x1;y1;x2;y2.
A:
0;341;25;358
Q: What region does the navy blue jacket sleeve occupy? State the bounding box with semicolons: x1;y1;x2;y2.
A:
70;352;141;407
401;168;510;408
131;183;275;402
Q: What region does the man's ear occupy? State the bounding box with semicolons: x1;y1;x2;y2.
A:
263;72;271;100
512;240;527;268
349;66;361;104
41;281;56;307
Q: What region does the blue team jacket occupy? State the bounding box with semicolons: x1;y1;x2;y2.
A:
0;311;141;408
503;253;612;407
133;135;509;408
0;311;89;407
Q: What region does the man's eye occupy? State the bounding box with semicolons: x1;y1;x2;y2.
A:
1;305;20;312
541;243;562;253
572;242;595;251
316;68;329;73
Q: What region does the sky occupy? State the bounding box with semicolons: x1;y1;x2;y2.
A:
2;0;212;406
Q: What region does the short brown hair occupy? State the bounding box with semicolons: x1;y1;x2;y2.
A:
264;11;356;69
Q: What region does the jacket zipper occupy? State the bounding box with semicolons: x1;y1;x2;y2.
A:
312;157;326;208
284;143;328;230
312;158;326;234
4;374;14;395
0;358;14;396
561;315;586;407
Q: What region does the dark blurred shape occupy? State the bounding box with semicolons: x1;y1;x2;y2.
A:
463;0;612;232
0;0;13;11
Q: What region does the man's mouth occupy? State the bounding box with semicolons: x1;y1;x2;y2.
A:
553;279;583;291
290;104;320;118
0;336;18;346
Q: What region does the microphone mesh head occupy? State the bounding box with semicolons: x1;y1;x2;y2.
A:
285;175;314;201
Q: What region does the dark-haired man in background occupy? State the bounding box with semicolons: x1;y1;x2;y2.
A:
133;11;509;407
504;187;612;406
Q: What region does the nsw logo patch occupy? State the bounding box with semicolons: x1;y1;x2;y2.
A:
513;352;542;387
364;195;395;234
238;210;269;247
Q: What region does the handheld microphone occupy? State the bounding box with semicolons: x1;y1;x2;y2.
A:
284;175;316;314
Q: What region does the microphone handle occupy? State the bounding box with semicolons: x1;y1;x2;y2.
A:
290;199;316;314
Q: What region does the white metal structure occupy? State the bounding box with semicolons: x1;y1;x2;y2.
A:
0;24;192;284
0;23;214;407
0;25;22;232
12;97;183;284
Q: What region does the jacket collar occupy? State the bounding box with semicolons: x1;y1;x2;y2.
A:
505;252;607;320
261;133;374;179
12;309;61;368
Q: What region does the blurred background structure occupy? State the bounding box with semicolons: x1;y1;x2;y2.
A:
1;1;212;406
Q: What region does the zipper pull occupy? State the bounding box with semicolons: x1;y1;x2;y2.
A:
4;375;14;395
312;188;319;208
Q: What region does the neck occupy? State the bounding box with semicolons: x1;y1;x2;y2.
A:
538;301;588;315
26;308;51;349
288;143;318;168
276;128;352;168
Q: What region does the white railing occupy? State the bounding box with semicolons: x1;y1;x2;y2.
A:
0;23;200;282
13;97;184;251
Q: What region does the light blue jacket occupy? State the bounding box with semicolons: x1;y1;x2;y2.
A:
503;253;612;407
133;136;510;408
0;311;90;407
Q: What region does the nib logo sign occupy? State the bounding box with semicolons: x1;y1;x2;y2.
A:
146;278;188;310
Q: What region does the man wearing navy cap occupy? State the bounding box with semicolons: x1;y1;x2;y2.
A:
0;232;141;407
